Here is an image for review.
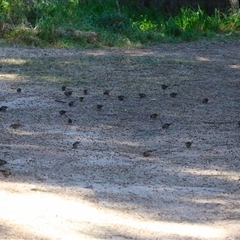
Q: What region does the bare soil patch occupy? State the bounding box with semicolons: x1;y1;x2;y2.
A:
0;40;240;240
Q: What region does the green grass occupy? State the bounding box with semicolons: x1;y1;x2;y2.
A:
0;0;240;47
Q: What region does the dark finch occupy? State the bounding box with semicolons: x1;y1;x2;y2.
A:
72;141;80;149
69;101;75;107
0;106;8;112
97;104;103;110
162;123;172;129
59;110;67;115
202;98;209;104
170;92;178;98
139;93;146;98
150;113;158;120
10;123;21;129
118;95;124;101
161;84;169;90
0;159;7;166
185;141;192;148
64;91;72;97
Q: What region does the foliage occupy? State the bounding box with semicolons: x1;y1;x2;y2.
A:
0;0;240;47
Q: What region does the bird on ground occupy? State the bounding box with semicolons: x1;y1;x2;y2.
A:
162;123;172;129
83;89;88;95
68;101;75;107
10;123;21;129
0;169;11;177
143;149;157;157
118;95;124;101
62;86;67;91
59;110;67;115
185;141;192;148
64;90;72;97
104;90;111;96
170;92;178;98
150;113;158;120
0;159;7;166
161;84;169;90
72;141;80;149
97;104;103;110
202;98;209;104
0;106;8;112
68;118;72;124
139;93;146;98
17;88;21;93
79;97;84;102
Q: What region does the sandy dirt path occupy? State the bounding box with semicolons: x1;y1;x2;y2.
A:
0;40;240;239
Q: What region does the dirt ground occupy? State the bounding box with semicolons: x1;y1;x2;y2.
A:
0;39;240;240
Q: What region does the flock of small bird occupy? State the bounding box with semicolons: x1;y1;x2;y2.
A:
0;82;239;168
55;83;195;153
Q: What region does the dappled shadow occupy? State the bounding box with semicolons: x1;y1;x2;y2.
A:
0;40;240;239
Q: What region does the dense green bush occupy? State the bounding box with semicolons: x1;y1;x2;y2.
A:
0;0;239;47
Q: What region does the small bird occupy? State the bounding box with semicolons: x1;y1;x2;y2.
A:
143;149;157;157
0;169;11;177
162;123;172;129
62;86;67;91
202;98;209;104
170;92;178;98
0;106;8;112
17;88;21;93
161;84;169;90
118;95;124;101
0;159;7;166
139;93;146;98
79;97;84;102
59;110;67;115
72;141;80;149
10;123;21;129
185;141;192;148
64;90;72;97
68;101;75;107
68;118;72;124
104;90;111;95
97;104;103;110
83;89;88;95
150;113;158;120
